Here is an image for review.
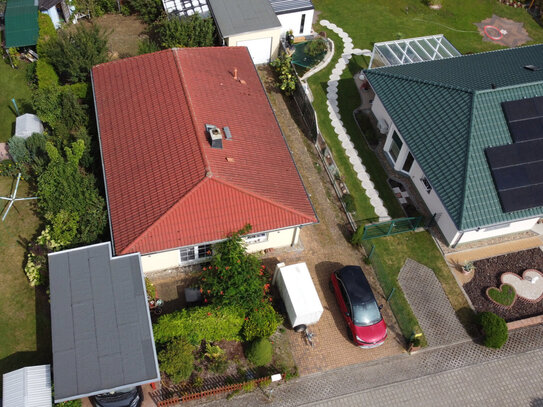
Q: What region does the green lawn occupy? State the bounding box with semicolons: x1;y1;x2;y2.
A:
313;0;543;53
0;60;33;143
364;233;477;344
0;176;51;391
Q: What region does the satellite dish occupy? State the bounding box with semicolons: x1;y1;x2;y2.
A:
0;173;39;221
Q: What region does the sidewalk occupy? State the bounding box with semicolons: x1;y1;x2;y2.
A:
194;324;543;407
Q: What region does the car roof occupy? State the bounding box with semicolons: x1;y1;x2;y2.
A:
337;266;376;303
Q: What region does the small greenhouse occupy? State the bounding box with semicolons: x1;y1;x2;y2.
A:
368;34;461;68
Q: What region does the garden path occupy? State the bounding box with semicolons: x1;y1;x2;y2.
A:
398;259;470;347
318;19;389;221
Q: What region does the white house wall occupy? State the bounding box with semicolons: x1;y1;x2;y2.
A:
276;10;314;37
226;27;282;62
407;159;459;244
141;249;180;273
458;217;539;245
246;227;299;253
140;227;300;273
370;95;390;134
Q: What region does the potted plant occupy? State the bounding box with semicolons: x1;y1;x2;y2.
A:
286;30;294;46
408;337;421;354
461;261;475;274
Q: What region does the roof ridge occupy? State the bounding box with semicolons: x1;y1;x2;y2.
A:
121;178;208;254
475;79;543;94
456;92;477;230
211;177;317;223
172;48;211;175
366;69;474;94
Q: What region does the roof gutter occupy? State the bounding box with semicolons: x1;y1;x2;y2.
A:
90;69;116;256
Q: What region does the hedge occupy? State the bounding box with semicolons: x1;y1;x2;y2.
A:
36;60;59;89
153;305;244;345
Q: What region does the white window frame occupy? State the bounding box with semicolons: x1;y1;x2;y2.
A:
244;233;268;244
179;244;213;263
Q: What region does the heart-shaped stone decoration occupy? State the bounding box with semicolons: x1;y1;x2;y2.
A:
486;284;516;308
501;269;543;302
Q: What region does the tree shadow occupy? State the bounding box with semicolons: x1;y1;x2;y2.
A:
0;285;52;398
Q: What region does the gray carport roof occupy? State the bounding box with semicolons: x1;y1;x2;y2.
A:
48;242;159;403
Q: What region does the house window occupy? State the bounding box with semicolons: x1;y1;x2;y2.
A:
180;244;213;263
244;233;268;244
420;176;432;194
299;14;306;34
402;152;414;173
388;131;403;162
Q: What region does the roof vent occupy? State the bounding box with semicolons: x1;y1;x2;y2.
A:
223;126;232;140
491;83;497;89
524;65;541;71
206;124;222;149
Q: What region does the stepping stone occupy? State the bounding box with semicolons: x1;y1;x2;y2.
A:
399;259;470;347
328;23;337;30
320;19;330;26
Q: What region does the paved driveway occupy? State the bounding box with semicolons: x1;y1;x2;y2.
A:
260;67;404;375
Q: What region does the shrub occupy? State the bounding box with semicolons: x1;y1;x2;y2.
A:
199;225;271;312
145;277;157;299
242;304;282;341
245;338;272;366
477;311;508;349
270;54;296;95
55;398;82;407
8;137;31;164
66;82;89;100
153;306;244;345
41;24;109;84
36;60;59;89
138;38;160;55
304;38;327;57
158;337;195;383
342;193;356;213
152;14;216;49
126;0;164;24
37;13;57;55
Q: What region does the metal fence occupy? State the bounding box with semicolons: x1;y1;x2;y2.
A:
360;216;424;240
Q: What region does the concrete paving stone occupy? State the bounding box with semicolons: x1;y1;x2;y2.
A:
398;259;471;347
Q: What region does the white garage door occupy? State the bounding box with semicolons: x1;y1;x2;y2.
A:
236;37;272;64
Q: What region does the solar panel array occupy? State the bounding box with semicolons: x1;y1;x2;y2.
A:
485;96;543;212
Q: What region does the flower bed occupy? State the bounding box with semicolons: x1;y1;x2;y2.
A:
463;248;543;322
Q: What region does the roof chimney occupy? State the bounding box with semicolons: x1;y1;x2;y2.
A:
206;124;223;149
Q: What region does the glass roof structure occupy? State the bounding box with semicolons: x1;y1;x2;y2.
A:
368;35;461;68
162;0;209;17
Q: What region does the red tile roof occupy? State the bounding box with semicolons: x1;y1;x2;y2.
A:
92;47;316;255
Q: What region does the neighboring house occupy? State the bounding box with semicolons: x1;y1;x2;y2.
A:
208;0;282;64
268;0;314;38
39;0;72;29
48;242;160;403
91;47;317;273
4;0;39;48
2;365;52;407
365;44;543;247
14;113;44;139
162;0;314;64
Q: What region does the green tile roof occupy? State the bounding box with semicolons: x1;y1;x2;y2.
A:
365;44;543;231
5;0;39;48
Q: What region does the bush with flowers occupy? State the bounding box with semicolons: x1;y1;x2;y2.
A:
242;303;283;341
198;225;273;313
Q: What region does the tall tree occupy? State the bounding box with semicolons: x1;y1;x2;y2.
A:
42;24;109;84
154;14;216;49
38;140;107;245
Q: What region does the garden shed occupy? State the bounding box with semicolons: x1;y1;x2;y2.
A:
48;242;160;403
2;365;52;407
207;0;282;64
368;34;460;68
14;113;44;139
4;0;39;48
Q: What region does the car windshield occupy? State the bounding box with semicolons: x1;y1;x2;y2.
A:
352;301;382;326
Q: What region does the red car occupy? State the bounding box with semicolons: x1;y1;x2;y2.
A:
329;266;387;348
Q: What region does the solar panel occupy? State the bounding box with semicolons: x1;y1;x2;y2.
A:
508;118;543;143
486;139;543;212
502;96;543;123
